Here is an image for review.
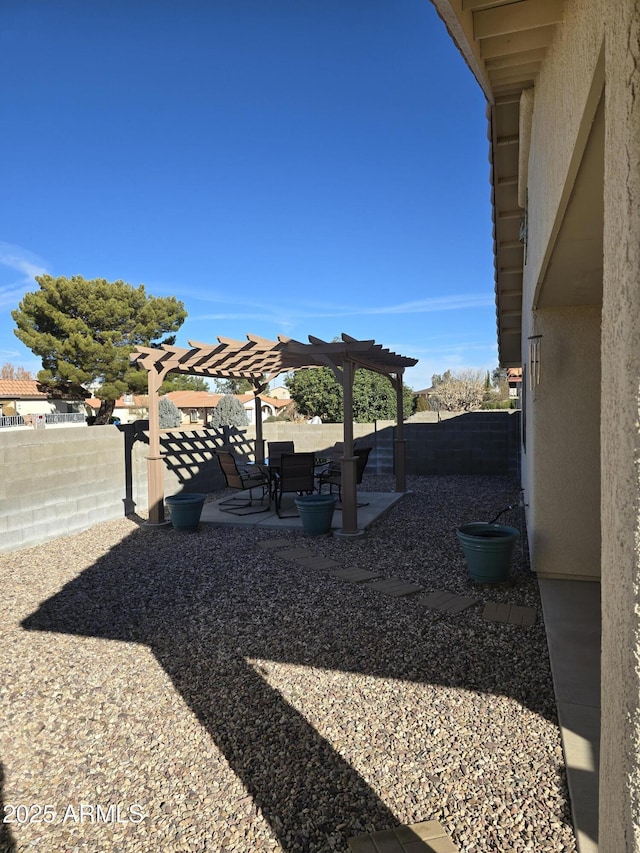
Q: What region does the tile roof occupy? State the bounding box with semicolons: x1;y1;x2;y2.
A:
85;395;148;411
0;380;85;400
163;391;291;409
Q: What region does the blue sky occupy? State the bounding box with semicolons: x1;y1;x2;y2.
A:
0;0;495;392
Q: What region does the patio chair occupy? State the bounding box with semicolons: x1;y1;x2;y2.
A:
215;449;271;515
274;452;316;517
317;446;372;507
267;441;295;466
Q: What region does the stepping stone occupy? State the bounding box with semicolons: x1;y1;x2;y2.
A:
296;556;342;570
367;578;423;597
348;820;459;852
277;548;312;561
257;539;292;550
327;567;383;583
417;590;481;614
483;602;537;626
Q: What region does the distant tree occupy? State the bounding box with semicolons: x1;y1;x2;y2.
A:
431;370;452;387
353;370;414;422
209;395;248;428
286;368;343;422
12;275;186;425
491;367;509;400
214;377;255;395
159;374;209;394
286;367;413;423
0;363;33;380
430;369;485;412
414;395;430;413
158;396;182;428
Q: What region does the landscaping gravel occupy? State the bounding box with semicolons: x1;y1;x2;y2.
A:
0;474;576;853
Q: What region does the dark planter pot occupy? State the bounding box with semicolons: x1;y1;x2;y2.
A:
166;493;206;531
456;522;519;583
294;494;338;536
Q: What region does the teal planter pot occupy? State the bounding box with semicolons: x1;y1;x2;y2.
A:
456;522;519;583
294;494;338;536
165;493;206;531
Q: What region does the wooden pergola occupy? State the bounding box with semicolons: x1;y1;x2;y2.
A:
130;333;418;536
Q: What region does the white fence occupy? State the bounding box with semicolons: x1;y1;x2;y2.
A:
0;412;86;429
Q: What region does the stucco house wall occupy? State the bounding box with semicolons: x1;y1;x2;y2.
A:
519;0;604;582
599;4;640;849
525;306;601;580
513;0;640;846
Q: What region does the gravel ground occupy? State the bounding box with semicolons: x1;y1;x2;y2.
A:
0;474;576;853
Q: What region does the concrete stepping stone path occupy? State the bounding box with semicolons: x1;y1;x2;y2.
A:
416;590;480;614
348;820;459;852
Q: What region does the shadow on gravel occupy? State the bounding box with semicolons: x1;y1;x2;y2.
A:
0;763;17;853
20;476;566;851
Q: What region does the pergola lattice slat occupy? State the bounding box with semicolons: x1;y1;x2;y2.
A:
131;333;417;535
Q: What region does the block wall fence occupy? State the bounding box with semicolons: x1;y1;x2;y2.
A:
0;411;519;554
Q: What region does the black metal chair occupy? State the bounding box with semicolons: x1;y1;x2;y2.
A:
215;449;271;515
317;446;372;506
267;441;295;467
274;452;316;517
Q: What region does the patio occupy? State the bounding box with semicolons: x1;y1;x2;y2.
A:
200;488;404;533
0;473;578;853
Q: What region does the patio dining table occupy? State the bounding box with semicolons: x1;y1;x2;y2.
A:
249;455;331;506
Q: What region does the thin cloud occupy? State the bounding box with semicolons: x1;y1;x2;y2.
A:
359;294;495;315
192;292;494;328
0;242;48;308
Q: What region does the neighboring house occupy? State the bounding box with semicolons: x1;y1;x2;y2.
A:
506;367;522;399
432;0;637;849
0;380;87;426
268;385;291;401
162;391;291;426
85;395;149;425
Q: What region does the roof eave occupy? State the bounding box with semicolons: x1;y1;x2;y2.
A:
431;0;566;367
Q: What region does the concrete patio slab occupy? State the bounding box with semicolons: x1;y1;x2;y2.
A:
200;491;405;533
366;578;423;597
348;820;459;852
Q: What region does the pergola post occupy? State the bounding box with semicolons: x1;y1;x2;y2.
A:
146;366;169;526
339;359;359;536
393;372;408;493
253;384;265;463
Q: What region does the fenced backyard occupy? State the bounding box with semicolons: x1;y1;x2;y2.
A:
0;411;519;554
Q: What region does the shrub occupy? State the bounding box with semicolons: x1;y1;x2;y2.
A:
159;396;182;428
480;399;514;410
209;395;248;428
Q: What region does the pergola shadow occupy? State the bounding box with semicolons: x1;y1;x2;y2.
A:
19;483;567;850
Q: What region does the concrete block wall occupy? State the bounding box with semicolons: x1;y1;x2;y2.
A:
1;426;130;554
405;411;520;476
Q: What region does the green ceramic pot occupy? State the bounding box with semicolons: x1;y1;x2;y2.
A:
294;494;338;536
165;493;206;531
456;522;519;583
